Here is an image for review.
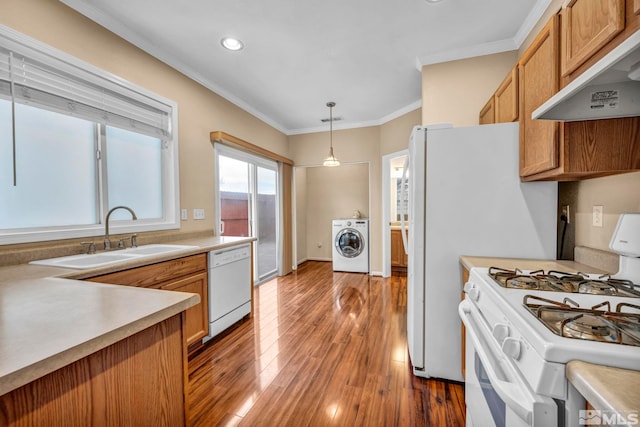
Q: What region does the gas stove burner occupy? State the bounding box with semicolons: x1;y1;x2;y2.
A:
522;295;640;346
487;266;640;297
578;281;617;295
562;314;618;342
506;276;539;289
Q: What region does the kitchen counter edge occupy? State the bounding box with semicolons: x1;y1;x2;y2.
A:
0;235;256;396
567;360;640;418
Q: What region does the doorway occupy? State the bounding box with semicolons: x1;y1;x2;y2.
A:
214;144;279;283
382;150;408;278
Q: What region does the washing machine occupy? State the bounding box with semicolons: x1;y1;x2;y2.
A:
332;219;369;273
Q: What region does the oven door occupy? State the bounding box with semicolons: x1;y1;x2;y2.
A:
459;300;557;427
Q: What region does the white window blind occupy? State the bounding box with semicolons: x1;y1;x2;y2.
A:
0;30;172;139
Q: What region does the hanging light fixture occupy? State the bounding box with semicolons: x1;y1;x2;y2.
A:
323;101;340;167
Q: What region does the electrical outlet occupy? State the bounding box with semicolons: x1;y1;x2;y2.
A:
561;205;570;224
592;205;603;227
181;209;188;221
193;208;205;220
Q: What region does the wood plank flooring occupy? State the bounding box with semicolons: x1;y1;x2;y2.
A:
188;261;465;426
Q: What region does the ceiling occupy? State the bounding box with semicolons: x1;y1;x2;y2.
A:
60;0;550;135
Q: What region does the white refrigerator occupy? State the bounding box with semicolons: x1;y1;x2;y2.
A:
402;122;557;382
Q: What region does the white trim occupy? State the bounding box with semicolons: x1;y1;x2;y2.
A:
382;150;408;278
513;0;553;48
416;39;518;68
288;102;422;135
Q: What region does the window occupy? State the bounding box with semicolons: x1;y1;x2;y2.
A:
0;26;179;244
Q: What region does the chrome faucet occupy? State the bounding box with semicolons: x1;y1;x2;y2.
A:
104;206;137;250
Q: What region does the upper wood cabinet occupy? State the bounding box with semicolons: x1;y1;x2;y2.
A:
561;0;640;85
519;16;560;178
561;0;625;77
479;97;495;125
495;66;519;123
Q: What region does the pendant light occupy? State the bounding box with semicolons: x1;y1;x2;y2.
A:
323;101;340;167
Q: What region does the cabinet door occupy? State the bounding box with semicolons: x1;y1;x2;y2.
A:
495;66;518;123
390;230;403;267
636;0;640;15
161;272;209;346
561;0;625;77
519;16;560;178
479;97;495;125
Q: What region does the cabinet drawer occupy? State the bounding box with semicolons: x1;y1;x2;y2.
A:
87;254;207;288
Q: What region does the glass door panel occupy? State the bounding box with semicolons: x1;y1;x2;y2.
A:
218;155;250;237
256;166;277;280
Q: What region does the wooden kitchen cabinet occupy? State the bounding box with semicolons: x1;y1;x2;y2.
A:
495;66;519;123
391;229;408;268
161;272;209;345
0;314;187;426
561;0;640;86
87;254;209;350
519;15;560;178
479;97;495;124
560;0;625;77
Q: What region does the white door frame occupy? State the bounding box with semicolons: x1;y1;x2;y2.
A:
382;149;408;278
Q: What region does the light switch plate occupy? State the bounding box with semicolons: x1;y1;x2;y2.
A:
593;205;603;227
181;209;188;221
193;208;205;220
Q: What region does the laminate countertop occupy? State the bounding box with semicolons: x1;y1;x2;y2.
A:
460;255;638;421
567;361;640;420
0;235;255;396
459;255;607;274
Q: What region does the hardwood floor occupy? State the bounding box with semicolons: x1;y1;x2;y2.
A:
188;261;465;426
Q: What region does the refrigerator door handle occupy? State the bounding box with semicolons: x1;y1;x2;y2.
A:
400;156;409;254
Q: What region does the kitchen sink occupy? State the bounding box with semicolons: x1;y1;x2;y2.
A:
30;244;198;270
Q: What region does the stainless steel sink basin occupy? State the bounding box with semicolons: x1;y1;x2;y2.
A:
30;244;198;270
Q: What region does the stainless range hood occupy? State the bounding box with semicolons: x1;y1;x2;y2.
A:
533;29;640;121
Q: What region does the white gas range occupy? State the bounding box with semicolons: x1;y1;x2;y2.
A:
459;214;640;427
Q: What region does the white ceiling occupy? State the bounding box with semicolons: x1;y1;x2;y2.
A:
60;0;550;135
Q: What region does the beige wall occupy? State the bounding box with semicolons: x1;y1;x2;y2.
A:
380;108;421;155
298;164;369;262
563;173;640;252
289;109;420;272
421;51;518;126
2;0;289;238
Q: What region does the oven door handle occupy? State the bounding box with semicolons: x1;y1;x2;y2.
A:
459;300;544;424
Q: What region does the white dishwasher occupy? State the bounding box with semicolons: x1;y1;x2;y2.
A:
203;243;252;342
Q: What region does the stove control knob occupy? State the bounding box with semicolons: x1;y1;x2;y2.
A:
501;337;522;360
492;323;510;344
463;282;479;301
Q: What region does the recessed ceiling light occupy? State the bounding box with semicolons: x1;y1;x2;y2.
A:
221;37;244;51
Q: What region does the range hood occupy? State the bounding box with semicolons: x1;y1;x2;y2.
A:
533;29;640;121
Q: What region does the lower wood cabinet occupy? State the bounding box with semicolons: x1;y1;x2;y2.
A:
391;229;408;268
0;314;187;426
87;254;209;350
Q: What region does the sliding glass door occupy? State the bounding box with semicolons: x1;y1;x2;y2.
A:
215;145;279;282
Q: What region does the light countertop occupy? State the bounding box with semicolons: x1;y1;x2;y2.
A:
567;361;640;417
0;234;255;396
459;255;607;274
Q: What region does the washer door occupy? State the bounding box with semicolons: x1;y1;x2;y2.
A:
335;228;364;258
